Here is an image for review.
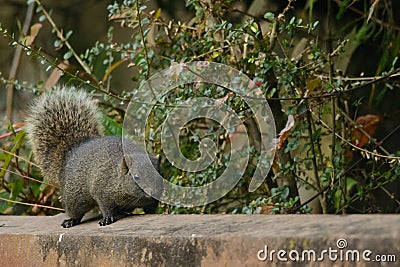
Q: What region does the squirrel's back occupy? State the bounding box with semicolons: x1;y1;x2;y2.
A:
25;87;104;186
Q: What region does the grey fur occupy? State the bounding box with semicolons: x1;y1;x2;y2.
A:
25;87;160;228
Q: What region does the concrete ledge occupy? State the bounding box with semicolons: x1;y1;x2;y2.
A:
0;214;399;266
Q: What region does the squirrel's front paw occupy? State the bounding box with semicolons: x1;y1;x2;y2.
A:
62;218;80;228
99;215;117;226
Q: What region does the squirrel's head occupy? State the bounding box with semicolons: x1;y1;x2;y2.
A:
119;153;163;201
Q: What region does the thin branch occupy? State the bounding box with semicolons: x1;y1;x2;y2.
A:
341;111;391;156
316;72;400;81
1;31;128;101
318;114;400;161
6;1;35;122
305;102;326;213
334;0;400;31
0;148;40;168
0;197;64;211
34;0;94;77
290;111;400;213
0;167;44;185
136;0;151;80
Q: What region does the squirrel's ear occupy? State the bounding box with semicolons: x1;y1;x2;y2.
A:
119;156;129;175
119;154;134;175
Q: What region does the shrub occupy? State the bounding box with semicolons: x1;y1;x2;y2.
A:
1;0;400;215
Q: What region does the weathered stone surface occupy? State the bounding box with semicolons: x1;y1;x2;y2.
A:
0;214;399;266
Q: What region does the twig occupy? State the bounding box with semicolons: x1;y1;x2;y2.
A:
0;167;47;185
380;186;400;206
0;148;40;168
334;0;400;31
318;114;400;161
316;72;400;81
303;100;324;202
34;0;94;77
6;1;35;122
136;0;151;80
0;197;64;211
290;111;400;213
1;31;129;101
340;112;391;156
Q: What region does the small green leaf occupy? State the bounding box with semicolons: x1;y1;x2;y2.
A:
139;5;147;12
63;51;72;60
250;22;259;33
53;39;62;48
141;17;150;26
65;30;73;40
39;15;46;22
281;186;290;200
263;12;275;21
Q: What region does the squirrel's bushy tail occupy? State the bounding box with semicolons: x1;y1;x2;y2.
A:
25;86;104;186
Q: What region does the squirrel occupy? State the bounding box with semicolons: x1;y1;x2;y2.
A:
25;86;161;228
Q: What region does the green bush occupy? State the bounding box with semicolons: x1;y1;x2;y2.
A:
1;0;400;215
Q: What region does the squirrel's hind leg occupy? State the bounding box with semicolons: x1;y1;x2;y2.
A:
97;205;127;226
98;213;127;226
98;215;117;226
61;217;82;228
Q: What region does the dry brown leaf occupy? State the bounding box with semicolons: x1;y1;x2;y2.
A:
217;92;234;104
45;61;69;89
24;23;42;46
13;122;26;129
352;114;380;148
259;203;275;214
276;114;295;150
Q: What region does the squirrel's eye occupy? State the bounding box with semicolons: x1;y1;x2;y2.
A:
133;173;140;181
